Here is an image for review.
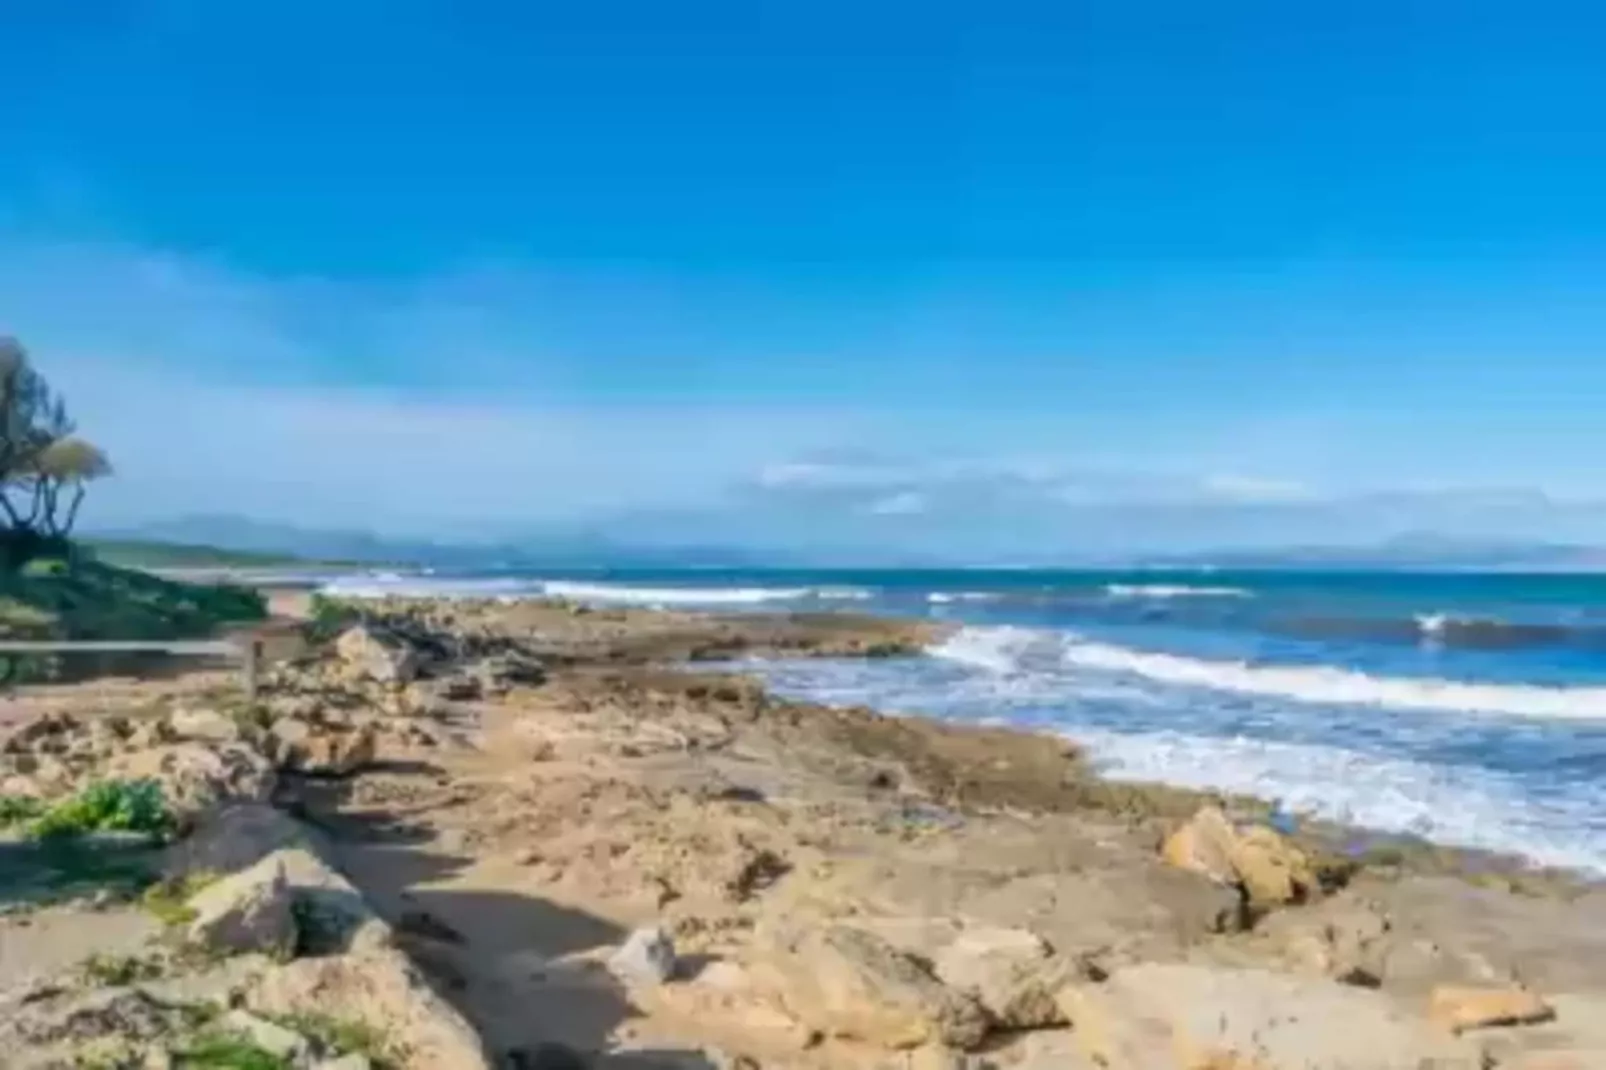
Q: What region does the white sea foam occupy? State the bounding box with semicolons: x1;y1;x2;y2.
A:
932;625;1606;720
319;573;541;600
813;587;874;601
1104;583;1252;599
1075;727;1605;872
927;591;997;604
540;581;811;605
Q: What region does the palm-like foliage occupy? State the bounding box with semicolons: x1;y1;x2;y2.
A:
0;337;111;542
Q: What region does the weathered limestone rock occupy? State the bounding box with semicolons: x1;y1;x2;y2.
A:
167;707;241;743
1055;964;1481;1070
106;742;274;826
274;722;377;777
186;853;298;957
755;920;989;1050
249;946;492;1070
336;624;419;686
165;802;325;879
1162;806;1317;908
931;926;1072;1029
217;1009;311;1061
1429;985;1555;1033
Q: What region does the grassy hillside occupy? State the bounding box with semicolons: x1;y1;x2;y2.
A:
0;552;269;682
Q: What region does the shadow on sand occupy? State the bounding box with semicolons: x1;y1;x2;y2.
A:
291;773;725;1069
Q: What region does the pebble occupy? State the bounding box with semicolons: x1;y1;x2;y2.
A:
608;925;678;985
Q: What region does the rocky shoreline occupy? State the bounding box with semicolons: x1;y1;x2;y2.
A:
3;595;1606;1068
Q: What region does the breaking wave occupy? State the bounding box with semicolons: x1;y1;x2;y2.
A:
1103;583;1253;599
540;581;813;605
932;625;1606;720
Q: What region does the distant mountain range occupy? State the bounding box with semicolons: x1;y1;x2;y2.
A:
1136;532;1606;572
90;515;826;570
88;515;1606;572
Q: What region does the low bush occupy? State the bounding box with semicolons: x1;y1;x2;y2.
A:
25;778;173;841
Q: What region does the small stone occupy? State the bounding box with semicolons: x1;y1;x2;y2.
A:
608;925;678;985
219;1009;312;1061
1429;985;1555;1033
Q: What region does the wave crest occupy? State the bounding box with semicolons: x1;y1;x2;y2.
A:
540;581;812;605
1104;583;1253;599
932;625;1606;720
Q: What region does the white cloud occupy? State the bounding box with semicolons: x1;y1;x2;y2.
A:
865;491;927;516
1199;473;1316;504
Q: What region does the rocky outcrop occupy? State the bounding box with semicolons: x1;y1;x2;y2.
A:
930;926;1073;1030
186;853;298;957
106;740;275;827
1162;805;1318;910
1056;964;1482;1070
249;946;491;1070
271;720;378;777
1429;984;1555;1033
336;623;421;685
754;919;990;1050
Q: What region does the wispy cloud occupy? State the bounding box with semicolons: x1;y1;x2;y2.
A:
3;232;1599;552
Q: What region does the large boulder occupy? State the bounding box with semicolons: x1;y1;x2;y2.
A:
931;926;1073;1030
1055;964;1482;1070
754;919;989;1050
335;625;420;686
165;802;326;879
249;946;492;1070
187;853;299;957
1162;805;1317;909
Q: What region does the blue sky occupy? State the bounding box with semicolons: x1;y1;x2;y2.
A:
3;1;1605;553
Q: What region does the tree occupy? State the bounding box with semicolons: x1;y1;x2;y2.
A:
28;436;113;537
0;337;112;553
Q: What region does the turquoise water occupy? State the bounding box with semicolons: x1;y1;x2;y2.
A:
323;567;1606;872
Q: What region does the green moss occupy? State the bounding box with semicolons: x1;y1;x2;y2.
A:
273;1011;394;1065
139;870;220;926
79;951;164;986
171;1033;293;1070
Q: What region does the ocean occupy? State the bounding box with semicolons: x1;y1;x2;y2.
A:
321;567;1606;873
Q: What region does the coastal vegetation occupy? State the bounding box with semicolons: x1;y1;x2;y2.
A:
0;336;266;678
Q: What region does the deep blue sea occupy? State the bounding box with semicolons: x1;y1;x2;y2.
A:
322;567;1606;873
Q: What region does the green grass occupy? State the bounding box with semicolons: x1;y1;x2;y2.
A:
139;869;220;926
302;592;364;644
25;779;174;842
79;951;165;986
0;793;46;827
273;1011;394;1065
171;1033;293;1070
0;552;268;684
